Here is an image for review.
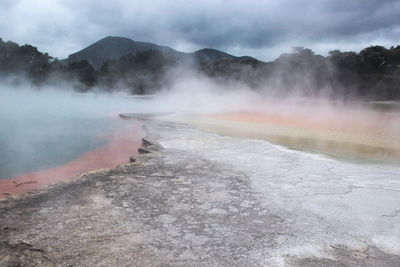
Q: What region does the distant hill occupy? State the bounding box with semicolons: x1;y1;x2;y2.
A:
66;36;247;68
194;48;236;61
66;36;182;68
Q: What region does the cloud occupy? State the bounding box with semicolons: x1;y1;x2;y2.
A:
0;0;399;60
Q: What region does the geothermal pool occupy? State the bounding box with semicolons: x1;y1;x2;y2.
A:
2;88;399;198
0;90;144;196
0;114;143;196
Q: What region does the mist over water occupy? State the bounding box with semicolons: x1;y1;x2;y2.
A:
155;70;400;162
1;67;399;181
0;86;147;179
0;78;259;179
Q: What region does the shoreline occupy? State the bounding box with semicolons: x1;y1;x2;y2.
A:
197;111;400;161
0;120;144;198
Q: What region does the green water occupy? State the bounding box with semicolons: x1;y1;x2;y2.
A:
0;112;128;179
0;89;142;179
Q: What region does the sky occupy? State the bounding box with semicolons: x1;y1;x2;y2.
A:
1;0;399;61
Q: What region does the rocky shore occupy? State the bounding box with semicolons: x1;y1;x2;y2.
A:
1;114;399;266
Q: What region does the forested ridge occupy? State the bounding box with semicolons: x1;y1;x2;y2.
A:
1;37;399;100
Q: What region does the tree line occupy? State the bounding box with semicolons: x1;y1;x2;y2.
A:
200;46;400;100
0;37;399;100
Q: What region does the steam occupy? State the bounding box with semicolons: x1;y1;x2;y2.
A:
1;61;399;131
2;58;399;127
1;57;400;180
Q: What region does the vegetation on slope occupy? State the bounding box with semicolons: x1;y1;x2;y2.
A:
1;37;399;100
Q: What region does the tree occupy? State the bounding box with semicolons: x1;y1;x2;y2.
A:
67;60;97;88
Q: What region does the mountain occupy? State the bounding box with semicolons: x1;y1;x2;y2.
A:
66;36;181;68
66;36;247;68
194;48;237;61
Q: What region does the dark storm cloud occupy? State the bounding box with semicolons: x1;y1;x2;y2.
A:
0;0;399;60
